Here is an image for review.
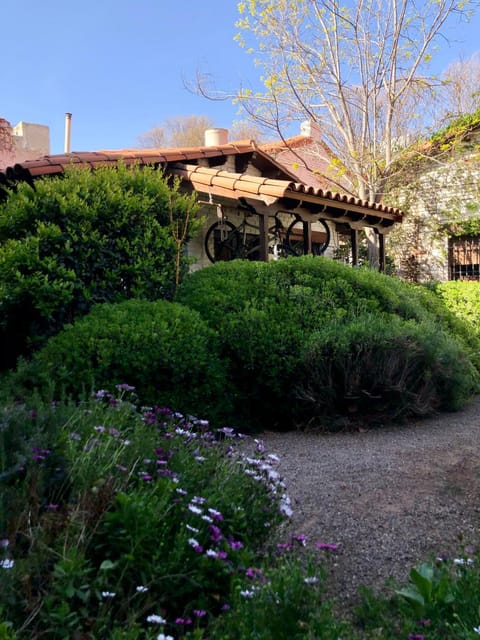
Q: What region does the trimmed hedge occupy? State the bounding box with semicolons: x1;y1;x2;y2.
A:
8;299;229;425
176;257;480;429
0;162;200;369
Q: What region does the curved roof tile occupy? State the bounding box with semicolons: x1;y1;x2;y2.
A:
0;143;402;225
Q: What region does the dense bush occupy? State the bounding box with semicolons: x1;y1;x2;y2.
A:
176;257;480;429
7;299;229;424
293;313;475;428
0;163;200;369
432;280;480;337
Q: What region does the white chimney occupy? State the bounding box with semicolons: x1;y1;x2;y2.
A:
300;120;321;139
204;128;228;147
64;113;72;153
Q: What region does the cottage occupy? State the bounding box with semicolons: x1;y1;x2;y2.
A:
0;128;402;271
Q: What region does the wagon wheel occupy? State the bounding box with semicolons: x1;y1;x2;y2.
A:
286;218;331;256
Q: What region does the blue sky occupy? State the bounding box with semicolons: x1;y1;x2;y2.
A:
3;1;480;155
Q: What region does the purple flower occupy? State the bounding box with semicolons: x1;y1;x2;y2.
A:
246;567;264;581
316;542;338;551
208;508;223;521
220;603;230;611
229;539;243;551
209;525;222;543
0;539;9;549
175;617;192;625
115;383;135;391
293;534;307;547
407;635;425;640
193;609;206;618
217;427;235;437
46;503;59;511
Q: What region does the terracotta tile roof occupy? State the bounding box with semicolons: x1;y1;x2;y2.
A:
0;141;257;180
0;141;402;227
171;164;402;227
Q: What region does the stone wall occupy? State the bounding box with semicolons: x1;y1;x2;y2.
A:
386;152;480;282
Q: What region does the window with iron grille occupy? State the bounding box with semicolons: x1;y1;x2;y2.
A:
448;235;480;281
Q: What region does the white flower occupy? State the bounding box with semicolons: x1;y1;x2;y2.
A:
473;626;480;634
201;515;213;523
206;549;218;558
157;634;174;640
240;589;255;598
102;591;115;598
147;614;167;624
136;585;148;593
267;453;280;463
185;524;199;533
188;505;202;515
0;559;14;569
304;576;319;584
188;537;200;548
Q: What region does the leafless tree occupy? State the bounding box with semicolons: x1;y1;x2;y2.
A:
216;0;478;265
440;52;480;120
232;0;478;201
0;118;15;169
138;115;216;148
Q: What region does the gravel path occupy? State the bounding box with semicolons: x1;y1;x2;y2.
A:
258;397;480;607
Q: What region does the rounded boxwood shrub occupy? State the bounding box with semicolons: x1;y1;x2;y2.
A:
176;257;480;429
0;162;200;369
9;299;230;425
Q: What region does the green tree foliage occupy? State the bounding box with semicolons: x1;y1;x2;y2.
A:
0;162;200;368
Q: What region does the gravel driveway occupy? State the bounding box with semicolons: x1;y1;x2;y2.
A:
258;397;480;606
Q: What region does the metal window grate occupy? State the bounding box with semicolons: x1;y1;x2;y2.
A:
448;235;480;281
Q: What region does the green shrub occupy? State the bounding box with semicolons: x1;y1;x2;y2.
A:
7;299;229;425
176;257;480;429
432;280;480;338
292;314;478;428
0;163;200;369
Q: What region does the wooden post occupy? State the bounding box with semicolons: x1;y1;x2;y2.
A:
258;212;269;261
302;220;312;254
350;228;358;266
378;231;385;272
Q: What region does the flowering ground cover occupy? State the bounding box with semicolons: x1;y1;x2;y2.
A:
2;386;480;639
0;386;347;639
